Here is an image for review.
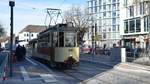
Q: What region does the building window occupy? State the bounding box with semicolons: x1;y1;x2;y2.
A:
143;1;148;15
99;6;101;11
94;1;97;13
129;6;134;17
103;12;106;17
109;27;111;31
27;39;28;42
108;11;111;17
27;34;29;36
112;4;116;10
124;20;128;33
108;4;111;10
112;11;116;17
24;34;26;36
103;33;106;39
144;16;148;32
117;25;120;31
117;11;120;17
112;0;116;3
103;5;106;10
103;0;106;4
99;0;101;5
31;34;33;37
140;2;143;15
94;6;97;13
129;20;135;33
136;18;141;32
112;25;116;31
112;18;116;24
116;3;119;10
124;0;128;6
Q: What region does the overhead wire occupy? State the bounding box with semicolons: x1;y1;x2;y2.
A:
44;0;68;26
1;0;68;27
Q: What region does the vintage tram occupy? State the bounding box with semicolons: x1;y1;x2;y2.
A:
30;23;79;68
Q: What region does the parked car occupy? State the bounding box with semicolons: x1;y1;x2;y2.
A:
80;46;92;54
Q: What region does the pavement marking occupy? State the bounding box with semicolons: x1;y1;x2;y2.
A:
40;74;57;83
20;66;30;81
26;58;38;66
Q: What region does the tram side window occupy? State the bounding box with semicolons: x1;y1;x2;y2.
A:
38;34;49;48
52;32;58;47
59;32;64;47
65;33;76;47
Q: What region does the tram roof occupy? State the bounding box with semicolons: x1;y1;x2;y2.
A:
39;23;78;35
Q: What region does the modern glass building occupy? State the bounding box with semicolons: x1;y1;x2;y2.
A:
86;0;120;48
120;0;149;49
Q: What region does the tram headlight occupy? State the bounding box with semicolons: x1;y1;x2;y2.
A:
69;49;73;57
69;54;73;57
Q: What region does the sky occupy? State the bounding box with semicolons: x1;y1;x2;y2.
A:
0;0;86;35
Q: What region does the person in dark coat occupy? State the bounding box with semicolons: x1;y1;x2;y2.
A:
22;45;26;60
15;44;22;61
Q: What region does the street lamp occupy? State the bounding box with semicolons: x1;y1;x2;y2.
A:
9;0;15;77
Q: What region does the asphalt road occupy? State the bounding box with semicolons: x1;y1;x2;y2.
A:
1;53;150;84
0;57;113;84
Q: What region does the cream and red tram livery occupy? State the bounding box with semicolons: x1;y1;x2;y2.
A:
30;23;79;68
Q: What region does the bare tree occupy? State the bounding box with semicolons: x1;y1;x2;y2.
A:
63;6;90;45
0;23;5;37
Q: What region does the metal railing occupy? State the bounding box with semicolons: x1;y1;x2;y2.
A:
0;51;10;81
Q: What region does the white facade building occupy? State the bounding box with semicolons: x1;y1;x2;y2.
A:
87;0;121;48
18;25;46;46
18;32;38;46
120;0;149;49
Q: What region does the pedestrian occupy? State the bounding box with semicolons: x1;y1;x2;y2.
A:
15;44;22;61
22;45;26;60
103;44;106;55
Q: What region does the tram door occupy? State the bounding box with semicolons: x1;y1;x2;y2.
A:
59;32;64;47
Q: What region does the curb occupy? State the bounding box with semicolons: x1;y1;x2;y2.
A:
119;62;150;72
80;59;116;67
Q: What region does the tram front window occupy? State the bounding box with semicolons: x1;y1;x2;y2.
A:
65;33;76;47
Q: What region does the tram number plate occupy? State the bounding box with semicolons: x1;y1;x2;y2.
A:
69;49;73;52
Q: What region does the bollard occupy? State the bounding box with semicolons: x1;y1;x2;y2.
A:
3;65;8;81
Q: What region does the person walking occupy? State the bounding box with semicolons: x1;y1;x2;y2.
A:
22;45;26;60
15;44;22;61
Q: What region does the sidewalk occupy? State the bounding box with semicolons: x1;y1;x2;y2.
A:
0;58;58;84
80;62;150;84
80;54;119;67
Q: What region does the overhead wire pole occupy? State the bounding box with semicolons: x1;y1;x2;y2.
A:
91;14;96;60
92;0;96;59
148;0;150;56
9;0;15;77
45;8;62;26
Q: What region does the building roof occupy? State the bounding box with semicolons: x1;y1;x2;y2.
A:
19;25;46;33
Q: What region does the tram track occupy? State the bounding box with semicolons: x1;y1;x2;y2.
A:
61;67;98;82
62;70;83;82
33;57;112;82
